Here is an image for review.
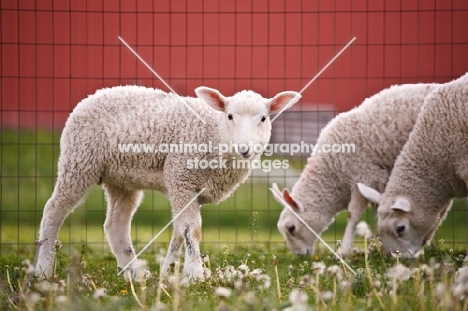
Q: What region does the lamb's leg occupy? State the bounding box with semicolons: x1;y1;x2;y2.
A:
162;191;204;280
340;192;368;256
103;184;145;277
162;229;184;276
36;180;91;278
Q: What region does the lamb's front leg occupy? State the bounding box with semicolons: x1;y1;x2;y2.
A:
340;192;368;256
163;193;204;280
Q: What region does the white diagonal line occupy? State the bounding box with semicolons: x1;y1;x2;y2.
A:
269;188;357;276
118;36;207;124
271;37;356;123
117;188;206;276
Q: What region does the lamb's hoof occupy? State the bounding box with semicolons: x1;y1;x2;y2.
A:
122;259;152;282
183;265;208;282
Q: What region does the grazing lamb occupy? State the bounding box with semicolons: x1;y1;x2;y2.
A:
358;73;468;256
272;82;440;256
35;85;300;280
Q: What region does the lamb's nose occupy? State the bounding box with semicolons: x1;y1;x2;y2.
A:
287;224;296;234
239;143;252;158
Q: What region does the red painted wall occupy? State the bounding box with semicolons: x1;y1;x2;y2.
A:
1;0;468;129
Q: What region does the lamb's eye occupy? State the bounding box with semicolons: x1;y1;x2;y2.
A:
228;114;233;121
261;116;266;122
396;225;406;235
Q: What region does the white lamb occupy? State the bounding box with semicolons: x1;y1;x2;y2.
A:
358;73;468;256
272;82;441;256
35;85;300;280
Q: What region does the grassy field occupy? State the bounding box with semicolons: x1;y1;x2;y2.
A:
1;129;467;255
1;241;467;310
1;129;468;309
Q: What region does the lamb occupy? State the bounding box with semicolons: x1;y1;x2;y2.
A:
271;82;440;256
35;85;300;280
358;73;468;256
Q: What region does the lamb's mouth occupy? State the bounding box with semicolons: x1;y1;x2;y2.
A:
241;152;253;158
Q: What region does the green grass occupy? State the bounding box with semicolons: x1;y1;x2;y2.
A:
1;129;468;310
0;241;467;310
1;129;467;254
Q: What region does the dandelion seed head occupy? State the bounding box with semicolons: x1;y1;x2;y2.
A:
257;274;271;289
436;283;448;298
386;263;411;282
93;288;107;299
238;264;250;275
244;291;256;305
234;280;244;291
289;289;308;305
35;281;56;293
339;280;351;291
55;295;68;304
321;290;333;302
24;292;41;307
249;268;263;279
215;287;232;298
327;265;343;280
312;262;326;275
356;221;372;238
155;254;165;264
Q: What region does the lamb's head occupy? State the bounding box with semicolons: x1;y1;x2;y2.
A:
195;87;300;158
357;183;446;256
271;183;334;255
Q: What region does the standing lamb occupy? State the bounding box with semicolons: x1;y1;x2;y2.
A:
358;73;468;256
272;82;442;256
35;85;300;280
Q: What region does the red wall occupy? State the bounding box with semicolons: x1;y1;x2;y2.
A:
1;0;468;129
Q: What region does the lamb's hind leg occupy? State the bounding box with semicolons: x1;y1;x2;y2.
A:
103;184;146;277
36;178;93;278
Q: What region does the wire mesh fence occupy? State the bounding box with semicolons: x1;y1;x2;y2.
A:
1;0;468;258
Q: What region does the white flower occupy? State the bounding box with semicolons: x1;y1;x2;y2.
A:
24;292;41;307
215;287;232;298
132;259;151;283
244;291;256;305
386;264;411;282
321;291;333;301
249;268;263;278
257;274;271;289
356;221;372;238
35;281;58;293
312;262;326;275
339;280;351;291
224;265;242;282
55;295;68;304
326;265;343;280
22;259;34;274
289;289;308;305
419;264;433;276
93;288;107;299
238;264;250;276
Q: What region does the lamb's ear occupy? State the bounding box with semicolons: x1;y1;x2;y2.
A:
267;91;301;114
195;86;227;111
391;198;412;213
357;183;382;204
282;188;303;213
